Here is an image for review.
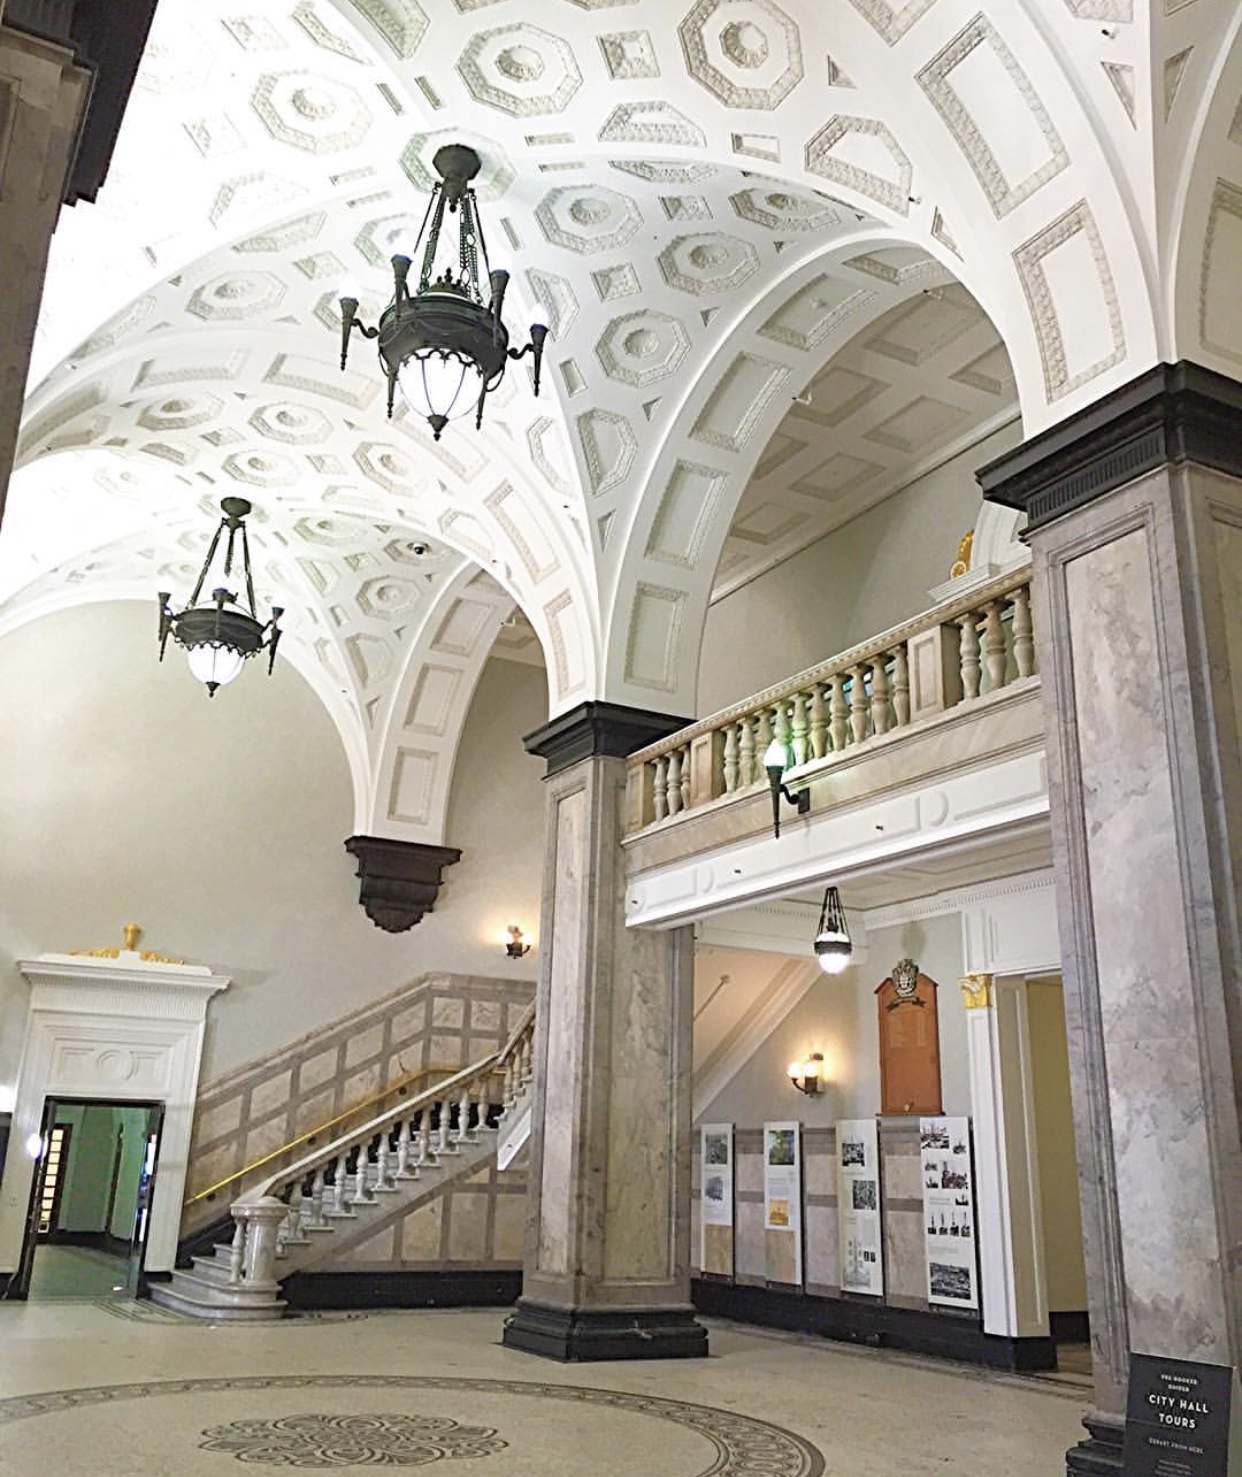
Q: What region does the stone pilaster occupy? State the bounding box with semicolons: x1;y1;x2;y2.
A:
981;363;1242;1473
503;702;707;1361
959;975;1054;1358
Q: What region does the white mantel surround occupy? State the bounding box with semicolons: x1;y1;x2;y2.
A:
0;953;228;1278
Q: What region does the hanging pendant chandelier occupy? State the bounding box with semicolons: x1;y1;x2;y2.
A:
157;497;282;697
813;886;853;975
337;143;547;440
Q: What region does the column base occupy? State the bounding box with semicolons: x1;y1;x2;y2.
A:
1066;1413;1124;1475
502;1299;709;1361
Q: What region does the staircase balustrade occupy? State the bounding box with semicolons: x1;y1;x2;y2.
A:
166;1005;537;1315
626;568;1037;834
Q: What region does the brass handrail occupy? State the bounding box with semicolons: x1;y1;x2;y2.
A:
184;1059;499;1209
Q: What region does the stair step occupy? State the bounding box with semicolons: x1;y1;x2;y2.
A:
151;1282;285;1322
163;1267;282;1307
191;1255;242;1286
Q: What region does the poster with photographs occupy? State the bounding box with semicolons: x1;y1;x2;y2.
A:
763;1121;803;1286
920;1115;979;1310
699;1123;734;1276
836;1118;884;1297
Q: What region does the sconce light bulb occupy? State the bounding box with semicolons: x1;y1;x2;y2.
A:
26;1132;44;1159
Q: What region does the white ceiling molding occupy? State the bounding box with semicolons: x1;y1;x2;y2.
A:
2;0;1189;733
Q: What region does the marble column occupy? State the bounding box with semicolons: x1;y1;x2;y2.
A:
503;702;708;1361
0;22;92;522
980;363;1242;1473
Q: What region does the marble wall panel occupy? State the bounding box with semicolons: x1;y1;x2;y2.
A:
1065;525;1231;1364
186;972;533;1215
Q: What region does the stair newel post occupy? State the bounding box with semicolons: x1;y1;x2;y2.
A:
418;1112;433;1166
227;1215;245;1285
232;1197;288;1292
395;1121;411;1178
437;1102;453;1157
375;1133;391;1190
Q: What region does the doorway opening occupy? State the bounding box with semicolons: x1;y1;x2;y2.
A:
11;1098;164;1301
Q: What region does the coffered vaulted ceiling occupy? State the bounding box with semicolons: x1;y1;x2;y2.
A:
3;0;1241;843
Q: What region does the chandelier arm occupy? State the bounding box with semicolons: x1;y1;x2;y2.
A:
460;190;486;302
471;188;494;285
417;188;446;296
186;518;226;611
239;520;258;619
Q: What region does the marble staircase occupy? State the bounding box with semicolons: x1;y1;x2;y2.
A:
154;1008;534;1320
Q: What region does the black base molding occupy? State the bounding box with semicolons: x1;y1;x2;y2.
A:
282;1268;522;1311
501;1298;709;1362
1050;1309;1091;1343
46;1229;131;1257
1066;1413;1125;1475
691;1279;1056;1372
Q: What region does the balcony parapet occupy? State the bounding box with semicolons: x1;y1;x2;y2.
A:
624;567;1038;843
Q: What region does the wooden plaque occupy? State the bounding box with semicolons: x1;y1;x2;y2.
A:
875;972;942;1115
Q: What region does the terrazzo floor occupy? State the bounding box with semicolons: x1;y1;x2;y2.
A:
0;1303;1090;1475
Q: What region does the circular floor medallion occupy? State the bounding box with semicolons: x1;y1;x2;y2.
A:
199;1411;506;1467
0;1375;824;1476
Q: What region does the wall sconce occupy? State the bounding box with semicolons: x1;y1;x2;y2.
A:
763;739;809;839
788;1053;824;1095
505;925;531;958
813;886;853;974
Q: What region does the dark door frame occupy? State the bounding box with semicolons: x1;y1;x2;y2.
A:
6;1096;166;1301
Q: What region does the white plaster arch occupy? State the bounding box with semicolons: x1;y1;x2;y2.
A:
366;562;537;848
13;322;602;718
1169;9;1242;376
598;233;1013;711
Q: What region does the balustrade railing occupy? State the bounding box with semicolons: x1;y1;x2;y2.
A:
627;568;1036;833
222;1004;536;1296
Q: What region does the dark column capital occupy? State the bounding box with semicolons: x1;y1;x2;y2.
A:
978;360;1242;534
523;700;690;778
343;836;461;933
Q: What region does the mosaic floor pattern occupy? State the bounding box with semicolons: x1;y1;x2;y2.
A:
0;1373;824;1475
0;1304;1087;1476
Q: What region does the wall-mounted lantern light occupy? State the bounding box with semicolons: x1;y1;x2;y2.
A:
763;739;810;839
505;925;531;959
788;1053;824;1096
